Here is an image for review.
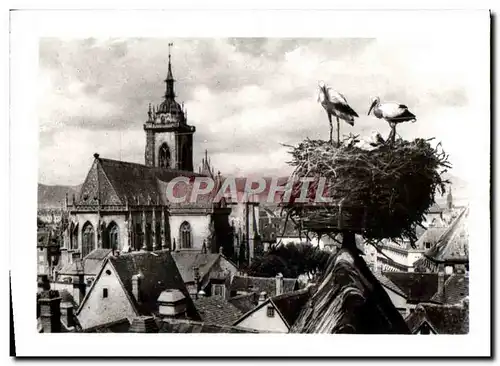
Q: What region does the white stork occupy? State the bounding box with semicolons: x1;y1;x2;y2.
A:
367;97;416;143
317;81;359;144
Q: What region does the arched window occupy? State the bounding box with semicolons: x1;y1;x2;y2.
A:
179;221;192;249
82;222;95;258
105;222;119;250
158;143;171;169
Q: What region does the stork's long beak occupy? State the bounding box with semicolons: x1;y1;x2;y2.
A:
367;101;376;116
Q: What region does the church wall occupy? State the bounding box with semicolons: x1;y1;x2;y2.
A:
169;214;211;250
100;214;127;251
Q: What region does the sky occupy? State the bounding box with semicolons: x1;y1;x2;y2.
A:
38;37;487;186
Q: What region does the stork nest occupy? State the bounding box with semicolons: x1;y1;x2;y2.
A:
280;137;451;246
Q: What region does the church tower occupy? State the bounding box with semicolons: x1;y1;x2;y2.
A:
144;43;195;171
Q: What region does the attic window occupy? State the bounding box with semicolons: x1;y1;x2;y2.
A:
105;270;111;275
102;288;108;298
267;306;275;317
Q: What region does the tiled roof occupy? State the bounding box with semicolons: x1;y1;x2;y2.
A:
383;272;449;303
372;272;407;298
270;289;311;328
194;296;243;326
83;318;132;333
77;157;203;206
230;275;298;297
58;248;112;276
406;301;469;334
107;250;200;320
290;249;410;334
430;274;469;304
170;251;221;283
424;207;469;264
228;293;258;313
159;318;260;333
415;227;447;249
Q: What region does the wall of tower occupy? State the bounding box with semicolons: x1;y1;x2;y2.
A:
145;130;156;167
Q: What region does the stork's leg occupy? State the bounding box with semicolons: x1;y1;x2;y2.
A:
336;117;340;146
328;112;333;143
387;122;396;144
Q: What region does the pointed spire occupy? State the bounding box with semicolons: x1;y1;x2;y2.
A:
164;42;175;99
148;103;152;121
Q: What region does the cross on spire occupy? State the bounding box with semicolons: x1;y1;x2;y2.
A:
164;42;175;99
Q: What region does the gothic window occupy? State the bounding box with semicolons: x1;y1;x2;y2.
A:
82;222;95;258
145;223;152;250
105;222;119;250
180;221;192;249
158;143;171;169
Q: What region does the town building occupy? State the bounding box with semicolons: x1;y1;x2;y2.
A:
232;289;311;333
58;50;234;277
37;230;61;280
76;250;200;331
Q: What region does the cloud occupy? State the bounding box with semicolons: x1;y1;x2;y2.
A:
38;37;484;185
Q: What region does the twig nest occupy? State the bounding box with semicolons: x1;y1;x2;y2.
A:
281;138;451;244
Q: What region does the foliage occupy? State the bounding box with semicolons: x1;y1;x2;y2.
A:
282;138;451;246
248;242;332;279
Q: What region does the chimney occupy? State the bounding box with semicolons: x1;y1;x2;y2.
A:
38;290;61;333
132;274;143;303
129;315;159;333
437;267;445;303
219;246;224;255
198;290;206;297
201;240;207;254
193;266;200;296
275;273;284;296
37;274;50;292
157;289;187;318
60;302;74;328
258;291;267;305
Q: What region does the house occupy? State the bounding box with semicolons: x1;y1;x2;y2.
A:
229;274;299;298
171;247;238;298
413;207;469;273
76;250;200;330
382;271;450;312
59;49;232;274
290;248;410;334
232;289;311;333
37;229;61;279
406;299;469;334
194;295;243;326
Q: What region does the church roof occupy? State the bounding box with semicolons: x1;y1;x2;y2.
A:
76;156;204;206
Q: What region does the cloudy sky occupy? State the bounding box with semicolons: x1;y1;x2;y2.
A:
38;37;487;186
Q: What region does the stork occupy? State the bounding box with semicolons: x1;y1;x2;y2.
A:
367;97;416;143
317;81;359;145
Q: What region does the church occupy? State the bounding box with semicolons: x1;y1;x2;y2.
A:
59;50;236;270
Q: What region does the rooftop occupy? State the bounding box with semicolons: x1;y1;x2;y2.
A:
194;296;243;326
291;249;410;334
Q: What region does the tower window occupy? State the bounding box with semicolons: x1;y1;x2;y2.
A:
82;222;95;258
158;143;171;169
180;221;192;249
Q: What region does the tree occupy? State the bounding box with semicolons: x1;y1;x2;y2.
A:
248;242;332;279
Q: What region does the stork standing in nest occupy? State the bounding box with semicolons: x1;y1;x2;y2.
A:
367;97;417;143
317;81;359;145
